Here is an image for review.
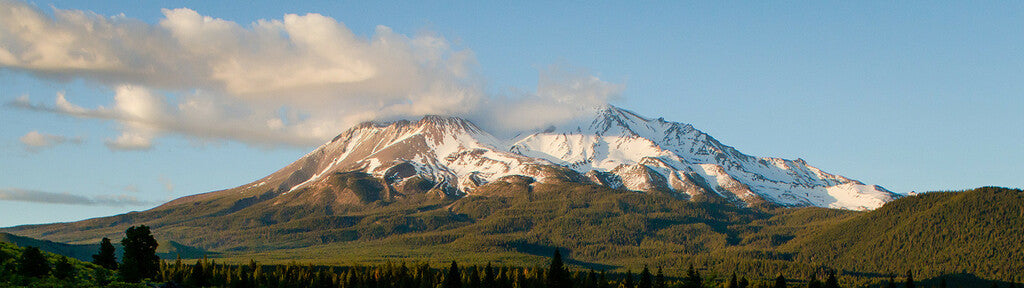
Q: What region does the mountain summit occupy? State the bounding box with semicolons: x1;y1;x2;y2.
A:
221;105;897;211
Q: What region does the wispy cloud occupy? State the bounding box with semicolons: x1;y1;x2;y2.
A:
1;0;623;148
159;176;174;193
0;188;158;207
18;130;83;152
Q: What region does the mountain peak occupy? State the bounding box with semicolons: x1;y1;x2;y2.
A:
416;115;482;134
251;105;895;211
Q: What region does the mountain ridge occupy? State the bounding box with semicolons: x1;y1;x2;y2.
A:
215;105;897;211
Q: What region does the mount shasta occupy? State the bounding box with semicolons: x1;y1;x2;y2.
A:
224;105;897;211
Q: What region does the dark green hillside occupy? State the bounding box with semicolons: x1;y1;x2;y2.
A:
791;187;1024;282
0;232;98;262
2;183;1022;284
0;241;115;286
0;232;215;262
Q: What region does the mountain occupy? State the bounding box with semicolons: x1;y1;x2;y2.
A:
201;105;895;211
0;105;900;252
154;105;892;214
510;106;898;210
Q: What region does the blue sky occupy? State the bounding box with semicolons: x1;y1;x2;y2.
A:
2;1;1022;227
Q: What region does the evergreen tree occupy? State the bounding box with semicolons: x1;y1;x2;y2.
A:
638;266;652;288
728;272;738;288
498;267;511;288
471;266;482;288
120;225;160;282
547;249;572;288
623;270;634;288
484;263;496;288
53;256;74;280
938;277;947;288
446;261;462;288
684;265;702;288
774;274;787;288
887;275;897;288
654;267;666;288
17;246;50;278
824;272;838;288
92;237;118;270
905;270;914;288
807;273;822;288
587;269;598;288
515;268;528;288
187;259;207;287
599;271;609;288
739;277;750;288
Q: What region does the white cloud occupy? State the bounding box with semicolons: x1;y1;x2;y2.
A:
0;188;157;207
471;66;625;136
1;0;623;148
18;131;83;151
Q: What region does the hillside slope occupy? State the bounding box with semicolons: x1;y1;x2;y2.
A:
790;186;1024;281
1;187;1021;283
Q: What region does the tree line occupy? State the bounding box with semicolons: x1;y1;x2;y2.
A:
2;225;1022;287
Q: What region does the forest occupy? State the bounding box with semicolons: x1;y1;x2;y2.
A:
1;225;1019;288
2;187;1023;287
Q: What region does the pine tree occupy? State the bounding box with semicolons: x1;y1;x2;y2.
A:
654;267;666;288
498;267;511;288
446;261;462;288
824;272;838;288
774;274;787;288
638;266;652;288
17;246;50;278
120;225;160;282
599;271;609;288
484;263;496;288
887;275;897;288
905;270;914;288
807;273;822;288
586;269;598;288
623;270;634;288
684;265;702;288
188;259;208;287
515;268;528;288
471;266;482;288
728;272;738;288
53;256;74;280
739;277;750;288
92;237;118;270
547;249;572;288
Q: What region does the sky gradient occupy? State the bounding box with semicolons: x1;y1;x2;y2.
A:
2;1;1022;227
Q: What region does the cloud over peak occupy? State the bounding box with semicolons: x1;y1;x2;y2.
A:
1;0;623;149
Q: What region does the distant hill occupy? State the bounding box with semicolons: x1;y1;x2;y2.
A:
790;186;1024;281
0;232;217;262
0;232;98;262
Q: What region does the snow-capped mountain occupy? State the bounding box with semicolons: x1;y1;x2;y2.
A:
246;105;897;211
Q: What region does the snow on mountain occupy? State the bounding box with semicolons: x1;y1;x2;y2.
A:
251;115;560;201
510;105;899;210
251;105;898;211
